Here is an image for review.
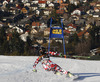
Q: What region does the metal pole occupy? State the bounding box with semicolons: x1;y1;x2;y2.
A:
48;37;50;53
48;18;52;55
50;17;52;28
61;19;63;28
63;37;66;55
61;19;66;55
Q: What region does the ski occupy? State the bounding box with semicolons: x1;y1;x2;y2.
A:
72;75;79;81
66;72;79;81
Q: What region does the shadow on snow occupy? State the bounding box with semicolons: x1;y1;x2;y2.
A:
74;73;100;81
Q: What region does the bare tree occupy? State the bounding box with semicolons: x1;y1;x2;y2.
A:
75;39;91;56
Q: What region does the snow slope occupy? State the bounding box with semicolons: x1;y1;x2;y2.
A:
0;56;100;82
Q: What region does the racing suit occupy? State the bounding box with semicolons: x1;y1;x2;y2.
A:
33;51;68;74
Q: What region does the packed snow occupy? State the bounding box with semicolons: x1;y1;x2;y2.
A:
0;56;100;82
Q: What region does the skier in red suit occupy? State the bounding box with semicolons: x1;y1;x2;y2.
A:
33;49;78;79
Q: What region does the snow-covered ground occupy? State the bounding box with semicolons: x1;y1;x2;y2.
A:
0;56;100;82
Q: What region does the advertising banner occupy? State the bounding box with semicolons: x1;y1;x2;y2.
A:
48;18;66;55
50;27;64;38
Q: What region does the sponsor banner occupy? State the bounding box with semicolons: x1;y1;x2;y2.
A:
50;27;64;38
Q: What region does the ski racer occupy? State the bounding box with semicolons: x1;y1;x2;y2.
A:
32;49;78;79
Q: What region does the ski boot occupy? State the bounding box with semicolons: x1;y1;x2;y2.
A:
54;70;61;75
32;69;37;72
66;71;79;80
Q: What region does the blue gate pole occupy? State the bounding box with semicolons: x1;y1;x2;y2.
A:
48;37;50;54
48;18;52;55
63;37;66;55
61;19;66;55
50;17;52;28
61;19;63;28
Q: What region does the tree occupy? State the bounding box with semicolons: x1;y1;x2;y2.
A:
75;39;91;56
66;42;75;55
50;39;63;53
0;27;7;54
24;36;32;56
49;9;58;19
89;25;100;49
73;33;79;45
68;33;79;44
1;41;10;55
68;4;77;14
9;30;24;55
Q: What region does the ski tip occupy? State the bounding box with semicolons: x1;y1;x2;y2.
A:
73;75;79;80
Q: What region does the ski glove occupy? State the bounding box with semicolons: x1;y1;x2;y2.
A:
33;69;37;72
59;53;64;57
